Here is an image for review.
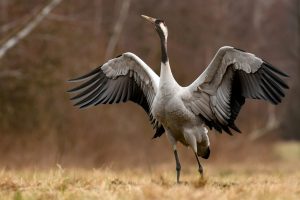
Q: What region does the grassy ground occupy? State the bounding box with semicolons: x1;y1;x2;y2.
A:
0;161;299;200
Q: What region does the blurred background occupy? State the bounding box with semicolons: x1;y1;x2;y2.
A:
0;0;299;169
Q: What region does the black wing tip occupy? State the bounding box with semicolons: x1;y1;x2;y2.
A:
70;95;81;100
68;74;96;82
262;61;289;78
66;88;74;93
116;54;123;58
229;123;241;133
68;78;82;82
258;63;289;105
262;63;290;89
152;126;165;139
227;132;233;136
221;125;233;135
74;101;95;109
68;65;103;82
79;105;91;109
234;47;246;52
67;87;81;93
152;135;158;139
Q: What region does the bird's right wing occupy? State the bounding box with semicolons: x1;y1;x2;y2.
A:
183;46;289;135
68;52;164;138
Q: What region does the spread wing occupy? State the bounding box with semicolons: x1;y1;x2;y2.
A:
183;46;289;135
68;52;165;138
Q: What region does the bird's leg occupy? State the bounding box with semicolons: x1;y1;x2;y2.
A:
173;147;181;183
194;152;204;178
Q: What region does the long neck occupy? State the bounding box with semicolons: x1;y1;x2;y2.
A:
160;37;168;64
159;35;177;87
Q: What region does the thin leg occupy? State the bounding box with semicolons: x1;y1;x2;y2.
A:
194;152;204;178
174;149;181;183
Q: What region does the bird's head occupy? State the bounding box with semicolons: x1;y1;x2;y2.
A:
141;15;168;41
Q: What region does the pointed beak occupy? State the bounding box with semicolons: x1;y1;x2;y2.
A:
141;15;156;24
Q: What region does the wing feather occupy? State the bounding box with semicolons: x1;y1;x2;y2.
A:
68;52;165;137
183;46;288;135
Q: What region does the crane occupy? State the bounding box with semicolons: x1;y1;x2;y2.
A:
68;15;289;183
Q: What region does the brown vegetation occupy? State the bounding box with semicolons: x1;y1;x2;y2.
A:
0;158;300;200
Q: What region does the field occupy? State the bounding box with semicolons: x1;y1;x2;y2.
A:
0;0;298;199
1;160;299;200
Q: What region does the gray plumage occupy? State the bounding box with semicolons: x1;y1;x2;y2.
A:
68;15;288;183
68;52;164;136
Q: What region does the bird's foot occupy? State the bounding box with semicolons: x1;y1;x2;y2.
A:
176;167;181;184
198;167;204;179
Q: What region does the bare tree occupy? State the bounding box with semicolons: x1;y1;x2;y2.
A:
94;0;102;36
105;0;131;59
0;0;8;23
249;0;288;140
0;0;63;60
249;106;279;141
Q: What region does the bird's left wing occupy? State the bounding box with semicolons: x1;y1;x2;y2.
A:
182;46;289;135
68;52;164;138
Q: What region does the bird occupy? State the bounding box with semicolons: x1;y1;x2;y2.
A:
68;15;289;183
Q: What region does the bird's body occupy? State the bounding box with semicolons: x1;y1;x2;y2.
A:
151;63;209;152
68;15;289;183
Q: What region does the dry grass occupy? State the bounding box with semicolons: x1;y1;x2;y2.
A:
0;161;299;200
0;141;299;200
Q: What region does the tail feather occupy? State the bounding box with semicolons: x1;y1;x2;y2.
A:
197;144;210;159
